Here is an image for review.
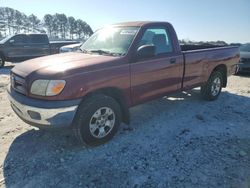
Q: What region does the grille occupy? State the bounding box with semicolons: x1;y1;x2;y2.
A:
11;73;27;95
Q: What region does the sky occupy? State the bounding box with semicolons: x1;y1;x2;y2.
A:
1;0;250;43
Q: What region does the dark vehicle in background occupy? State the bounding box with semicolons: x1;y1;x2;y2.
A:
8;21;239;146
0;33;79;67
238;43;250;73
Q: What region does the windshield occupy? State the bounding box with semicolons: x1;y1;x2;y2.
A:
80;26;139;56
0;35;13;43
240;44;250;52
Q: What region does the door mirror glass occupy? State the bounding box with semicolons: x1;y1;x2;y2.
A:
136;45;155;60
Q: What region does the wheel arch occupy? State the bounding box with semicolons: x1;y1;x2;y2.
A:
80;87;130;124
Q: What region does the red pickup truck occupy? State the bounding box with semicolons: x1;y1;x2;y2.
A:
7;21;239;146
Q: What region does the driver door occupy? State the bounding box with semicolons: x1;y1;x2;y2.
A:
6;34;31;61
130;27;183;105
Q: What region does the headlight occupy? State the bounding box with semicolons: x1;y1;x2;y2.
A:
30;80;66;96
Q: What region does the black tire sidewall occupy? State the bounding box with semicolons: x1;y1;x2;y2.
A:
74;95;121;146
202;71;223;100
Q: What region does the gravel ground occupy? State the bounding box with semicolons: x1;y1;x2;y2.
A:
0;63;250;188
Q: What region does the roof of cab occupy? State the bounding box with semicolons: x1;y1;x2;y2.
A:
112;21;170;27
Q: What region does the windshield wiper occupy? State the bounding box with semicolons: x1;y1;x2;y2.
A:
90;49;123;56
80;48;90;54
90;49;111;55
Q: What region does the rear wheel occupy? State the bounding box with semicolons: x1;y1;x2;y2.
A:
73;94;121;146
201;71;223;101
0;55;5;68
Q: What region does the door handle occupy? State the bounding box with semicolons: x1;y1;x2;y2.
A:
170;58;176;64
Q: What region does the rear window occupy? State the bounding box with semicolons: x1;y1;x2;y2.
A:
29;35;48;44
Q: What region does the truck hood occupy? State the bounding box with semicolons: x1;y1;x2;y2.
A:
240;52;250;59
12;52;122;78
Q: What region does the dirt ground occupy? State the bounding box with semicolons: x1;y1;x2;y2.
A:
0;63;250;188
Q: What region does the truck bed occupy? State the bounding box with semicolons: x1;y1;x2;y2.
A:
181;46;239;90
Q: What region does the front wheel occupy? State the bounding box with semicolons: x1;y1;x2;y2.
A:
73;94;121;146
200;71;223;101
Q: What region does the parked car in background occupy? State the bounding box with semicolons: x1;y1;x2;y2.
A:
238;43;250;73
0;33;79;67
60;42;82;53
8;21;239;146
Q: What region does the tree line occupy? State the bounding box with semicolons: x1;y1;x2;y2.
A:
0;7;93;40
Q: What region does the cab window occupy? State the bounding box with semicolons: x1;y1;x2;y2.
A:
138;28;173;55
29;35;48;44
11;35;28;44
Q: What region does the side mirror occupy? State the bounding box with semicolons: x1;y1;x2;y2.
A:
136;45;156;60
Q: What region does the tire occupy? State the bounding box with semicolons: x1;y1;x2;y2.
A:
0;55;5;68
200;71;223;101
72;94;121;146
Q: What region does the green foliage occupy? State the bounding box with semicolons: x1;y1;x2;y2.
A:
0;7;93;40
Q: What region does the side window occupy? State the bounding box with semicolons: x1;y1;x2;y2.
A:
138;28;173;55
29;35;47;44
12;35;28;44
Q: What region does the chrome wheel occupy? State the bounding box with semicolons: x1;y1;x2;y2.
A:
211;77;221;96
89;107;115;138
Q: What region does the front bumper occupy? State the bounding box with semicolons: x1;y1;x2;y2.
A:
7;86;81;128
